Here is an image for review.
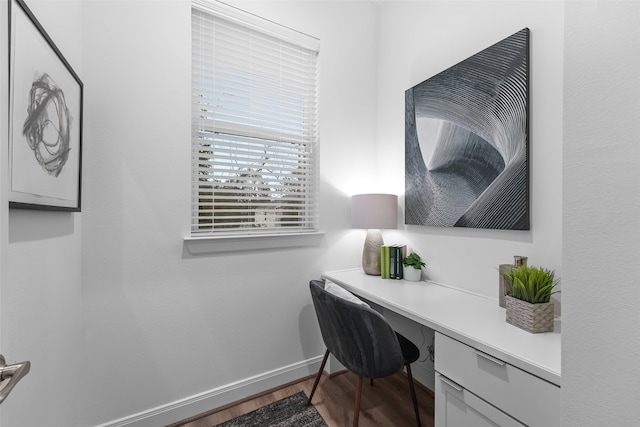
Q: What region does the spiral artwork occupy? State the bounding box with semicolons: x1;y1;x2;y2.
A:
405;28;529;230
22;72;72;178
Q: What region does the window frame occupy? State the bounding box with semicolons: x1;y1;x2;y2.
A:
188;0;322;251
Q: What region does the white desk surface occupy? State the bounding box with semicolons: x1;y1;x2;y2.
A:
321;268;561;387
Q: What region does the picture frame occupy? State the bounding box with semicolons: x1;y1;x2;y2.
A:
405;28;529;230
8;0;83;211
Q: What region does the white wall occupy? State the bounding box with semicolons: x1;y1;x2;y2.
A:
375;1;564;303
563;1;640;425
79;1;378;425
0;0;7;421
366;0;564;395
1;1;84;426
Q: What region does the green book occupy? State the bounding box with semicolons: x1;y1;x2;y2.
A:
380;245;390;279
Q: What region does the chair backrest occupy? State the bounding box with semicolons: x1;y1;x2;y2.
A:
309;279;404;379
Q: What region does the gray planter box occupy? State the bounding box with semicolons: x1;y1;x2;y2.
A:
505;295;554;333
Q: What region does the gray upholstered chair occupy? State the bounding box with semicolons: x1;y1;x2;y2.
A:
307;279;421;427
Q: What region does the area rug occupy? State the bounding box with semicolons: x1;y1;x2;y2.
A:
214;392;327;427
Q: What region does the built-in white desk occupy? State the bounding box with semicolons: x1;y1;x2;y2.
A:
321;268;561;427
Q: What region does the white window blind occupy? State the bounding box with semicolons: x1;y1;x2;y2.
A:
191;1;319;237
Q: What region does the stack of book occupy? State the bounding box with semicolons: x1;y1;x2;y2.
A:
380;244;407;279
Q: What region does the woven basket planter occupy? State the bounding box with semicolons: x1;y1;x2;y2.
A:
505;296;554;333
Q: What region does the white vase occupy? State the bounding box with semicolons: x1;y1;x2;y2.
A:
403;266;422;282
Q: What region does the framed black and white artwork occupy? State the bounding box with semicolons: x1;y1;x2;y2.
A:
9;0;83;211
405;28;529;230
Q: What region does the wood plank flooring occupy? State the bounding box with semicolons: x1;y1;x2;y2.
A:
169;370;434;427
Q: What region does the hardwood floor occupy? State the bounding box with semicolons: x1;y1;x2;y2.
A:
169;370;434;427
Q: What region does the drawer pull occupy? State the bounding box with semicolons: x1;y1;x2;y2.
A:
473;349;506;366
438;374;463;392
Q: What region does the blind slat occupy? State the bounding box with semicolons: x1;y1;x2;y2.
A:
191;2;319;235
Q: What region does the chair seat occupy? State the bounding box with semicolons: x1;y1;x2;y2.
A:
396;332;420;365
308;280;422;427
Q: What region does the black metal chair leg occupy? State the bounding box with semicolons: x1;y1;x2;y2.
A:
353;375;363;427
405;364;421;427
307;349;330;405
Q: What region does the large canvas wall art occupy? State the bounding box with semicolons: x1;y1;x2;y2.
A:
9;0;83;211
405;28;529;230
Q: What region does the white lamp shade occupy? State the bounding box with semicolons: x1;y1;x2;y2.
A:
351;194;398;229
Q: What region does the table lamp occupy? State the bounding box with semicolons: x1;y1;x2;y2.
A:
351;194;398;275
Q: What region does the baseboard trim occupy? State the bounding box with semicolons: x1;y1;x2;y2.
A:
94;355;323;427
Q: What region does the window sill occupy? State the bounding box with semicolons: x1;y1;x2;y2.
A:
184;231;325;255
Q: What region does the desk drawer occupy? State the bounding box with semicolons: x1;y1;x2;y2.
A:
436;372;525;427
435;333;560;427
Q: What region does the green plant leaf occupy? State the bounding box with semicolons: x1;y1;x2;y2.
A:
533;284;553;303
403;253;425;268
503;265;559;304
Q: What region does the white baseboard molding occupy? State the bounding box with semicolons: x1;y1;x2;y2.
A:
94;355;323;427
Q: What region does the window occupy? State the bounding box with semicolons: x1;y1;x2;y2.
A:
191;1;320;239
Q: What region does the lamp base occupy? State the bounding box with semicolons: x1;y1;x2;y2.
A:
362;229;383;276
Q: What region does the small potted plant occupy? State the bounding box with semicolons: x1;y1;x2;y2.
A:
500;265;559;333
402;253;425;282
